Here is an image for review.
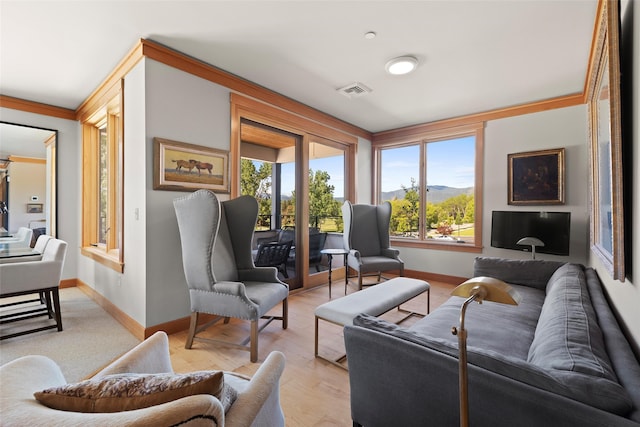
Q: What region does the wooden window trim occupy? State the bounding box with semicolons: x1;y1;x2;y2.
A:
374;122;484;253
81;81;124;273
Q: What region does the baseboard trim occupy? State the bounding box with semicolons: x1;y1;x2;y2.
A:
61;270;465;341
404;269;467;285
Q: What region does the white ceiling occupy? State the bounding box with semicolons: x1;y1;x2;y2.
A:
0;123;53;158
0;1;598;133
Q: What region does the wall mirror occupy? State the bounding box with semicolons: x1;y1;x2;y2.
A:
0;121;57;242
587;0;625;281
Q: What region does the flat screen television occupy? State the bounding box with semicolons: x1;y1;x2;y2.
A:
491;211;571;256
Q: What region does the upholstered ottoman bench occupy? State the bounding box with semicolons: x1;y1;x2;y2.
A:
314;277;430;368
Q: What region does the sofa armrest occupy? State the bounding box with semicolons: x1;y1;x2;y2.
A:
92;331;173;378
225;351;286;427
380;247;400;259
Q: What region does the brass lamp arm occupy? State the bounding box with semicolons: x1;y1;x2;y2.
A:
451;286;487;427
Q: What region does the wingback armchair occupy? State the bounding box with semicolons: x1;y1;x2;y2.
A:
174;190;289;362
341;201;404;290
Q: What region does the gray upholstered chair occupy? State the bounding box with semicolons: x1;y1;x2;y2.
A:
341;201;404;290
173;190;289;362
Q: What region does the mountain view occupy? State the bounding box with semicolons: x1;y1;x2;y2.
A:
381;185;474;204
279;185;473;204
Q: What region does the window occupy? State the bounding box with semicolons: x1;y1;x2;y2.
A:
375;123;483;251
81;84;123;272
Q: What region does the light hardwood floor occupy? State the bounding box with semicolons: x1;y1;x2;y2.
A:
168;278;456;427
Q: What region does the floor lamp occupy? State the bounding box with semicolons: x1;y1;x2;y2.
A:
451;277;521;427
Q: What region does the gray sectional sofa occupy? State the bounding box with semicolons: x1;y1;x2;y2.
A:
344;257;640;426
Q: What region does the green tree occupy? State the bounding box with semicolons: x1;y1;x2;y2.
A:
439;194;474;225
241;159;272;227
291;169;341;230
400;178;420;233
425;203;441;230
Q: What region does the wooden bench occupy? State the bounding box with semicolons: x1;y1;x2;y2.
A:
314;277;430;369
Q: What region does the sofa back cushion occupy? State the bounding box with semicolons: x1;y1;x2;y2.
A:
527;263;632;414
529;264;615;377
473;257;565;290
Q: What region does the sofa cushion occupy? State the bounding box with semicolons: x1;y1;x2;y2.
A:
34;370;237;413
527;263;632;414
406;283;545;360
473;257;565;290
529;264;617;378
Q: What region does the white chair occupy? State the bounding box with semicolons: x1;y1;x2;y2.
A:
0;238;67;340
0;234;52;264
0;331;286;426
0;227;33;248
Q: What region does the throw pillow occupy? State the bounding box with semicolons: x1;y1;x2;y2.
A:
34;370;237;413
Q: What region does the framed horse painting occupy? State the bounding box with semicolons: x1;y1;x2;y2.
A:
153;138;229;193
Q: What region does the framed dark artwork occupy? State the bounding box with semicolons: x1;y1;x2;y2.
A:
586;0;625;281
153;138;229;193
508;148;565;205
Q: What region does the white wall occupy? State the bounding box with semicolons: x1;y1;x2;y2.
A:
7;161;45;232
590;0;640;354
399;105;589;278
0;107;79;280
144;59;233;326
77;60;150;326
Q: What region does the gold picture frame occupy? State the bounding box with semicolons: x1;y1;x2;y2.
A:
27;203;43;214
508;148;565;205
587;0;625;281
153;138;229;193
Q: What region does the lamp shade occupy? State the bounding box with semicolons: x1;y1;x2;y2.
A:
451;276;521;305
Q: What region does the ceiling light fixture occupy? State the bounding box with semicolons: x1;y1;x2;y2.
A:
364;31;376;40
385;56;419;75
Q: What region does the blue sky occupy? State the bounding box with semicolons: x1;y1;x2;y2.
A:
263;135;475;196
380;136;475;192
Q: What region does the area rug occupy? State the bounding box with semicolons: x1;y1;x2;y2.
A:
0;287;140;382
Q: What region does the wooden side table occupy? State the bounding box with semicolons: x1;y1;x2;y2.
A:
320;248;348;299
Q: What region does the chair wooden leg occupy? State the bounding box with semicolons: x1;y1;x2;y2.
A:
250;320;258;362
282;298;288;329
223;317;231;324
186;312;198;349
52;288;63;331
358;272;363;290
43;291;54;319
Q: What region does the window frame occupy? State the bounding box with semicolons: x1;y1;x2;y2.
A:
81;81;124;272
373;122;484;253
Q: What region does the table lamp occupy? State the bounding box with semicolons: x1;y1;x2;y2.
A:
517;237;545;259
451;276;521;427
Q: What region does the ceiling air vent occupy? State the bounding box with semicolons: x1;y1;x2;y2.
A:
337;82;372;98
